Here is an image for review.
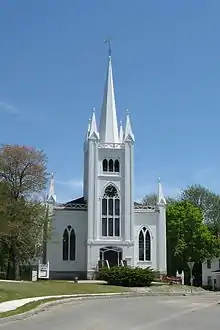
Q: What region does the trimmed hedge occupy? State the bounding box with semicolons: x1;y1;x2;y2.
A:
99;266;155;287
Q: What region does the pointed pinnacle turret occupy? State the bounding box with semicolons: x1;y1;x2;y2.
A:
124;110;135;142
85;118;91;142
119;121;124;142
89;108;99;139
99;42;119;143
47;173;56;203
157;177;166;205
105;38;112;57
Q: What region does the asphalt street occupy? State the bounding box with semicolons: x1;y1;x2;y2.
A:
0;295;219;330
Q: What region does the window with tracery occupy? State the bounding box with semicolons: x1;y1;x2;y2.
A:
138;227;151;261
62;225;76;261
102;159;120;173
101;184;120;237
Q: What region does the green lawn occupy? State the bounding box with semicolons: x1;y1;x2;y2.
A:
0;297;75;318
0;281;128;303
0;298;62;318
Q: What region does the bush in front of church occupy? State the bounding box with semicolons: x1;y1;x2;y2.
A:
99;266;155;287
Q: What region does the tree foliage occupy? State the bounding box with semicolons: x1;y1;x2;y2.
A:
167;200;219;275
180;184;220;237
142;193;158;206
0;144;48;199
0;144;49;279
142;193;175;206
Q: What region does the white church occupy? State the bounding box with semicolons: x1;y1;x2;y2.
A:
46;48;167;280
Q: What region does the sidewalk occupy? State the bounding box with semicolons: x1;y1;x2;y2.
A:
0;293;125;313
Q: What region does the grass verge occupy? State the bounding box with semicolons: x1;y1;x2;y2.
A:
0;281;128;303
0;297;71;318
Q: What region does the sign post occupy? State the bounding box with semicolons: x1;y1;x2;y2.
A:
32;270;38;282
187;261;195;294
38;261;50;280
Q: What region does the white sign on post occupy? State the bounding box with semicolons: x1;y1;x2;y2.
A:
32;270;38;282
38;261;50;279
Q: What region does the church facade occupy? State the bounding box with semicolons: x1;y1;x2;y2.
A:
46;51;167;280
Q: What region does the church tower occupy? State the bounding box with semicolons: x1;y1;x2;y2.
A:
83;44;135;276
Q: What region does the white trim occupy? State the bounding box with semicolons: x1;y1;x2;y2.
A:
137;225;153;238
98;142;124;149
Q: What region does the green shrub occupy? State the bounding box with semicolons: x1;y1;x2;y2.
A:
99;266;155;287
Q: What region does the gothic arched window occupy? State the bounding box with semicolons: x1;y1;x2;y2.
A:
138;227;151;261
109;159;114;172
114;159;120;172
101;184;120;237
70;228;76;261
103;159;108;172
62;226;76;261
62;229;69;261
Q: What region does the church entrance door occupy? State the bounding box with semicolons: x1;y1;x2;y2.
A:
100;246;122;267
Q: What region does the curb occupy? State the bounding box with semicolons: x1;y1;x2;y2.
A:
0;291;218;324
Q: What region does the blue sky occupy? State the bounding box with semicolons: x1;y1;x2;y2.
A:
1;0;220;202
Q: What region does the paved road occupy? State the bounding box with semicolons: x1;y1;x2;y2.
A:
0;295;219;330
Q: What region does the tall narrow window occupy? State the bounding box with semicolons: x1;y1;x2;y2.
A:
101;184;120;237
145;230;151;261
70;228;76;261
139;230;144;261
62;226;76;261
102;159;120;173
114;159;120;172
62;229;69;261
109;159;114;172
138;227;151;261
103;159;108;172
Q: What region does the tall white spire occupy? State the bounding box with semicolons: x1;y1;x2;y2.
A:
47;173;56;203
119;121;124;142
89;109;99;139
157;177;166;205
99;42;119;143
124;110;135;142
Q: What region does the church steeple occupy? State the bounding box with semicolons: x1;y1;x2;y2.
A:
99;41;119;143
84;41;135;247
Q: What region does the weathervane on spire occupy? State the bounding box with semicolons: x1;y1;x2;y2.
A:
104;38;112;57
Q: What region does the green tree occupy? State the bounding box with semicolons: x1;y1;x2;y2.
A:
142;193;158;206
0;144;49;279
180;184;220;229
142;193;175;206
167;200;219;276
